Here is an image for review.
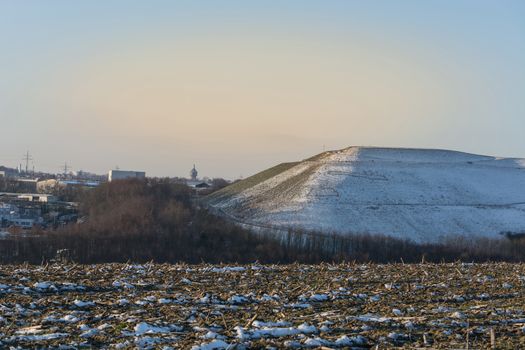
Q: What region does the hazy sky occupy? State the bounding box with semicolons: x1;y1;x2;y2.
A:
1;1;524;179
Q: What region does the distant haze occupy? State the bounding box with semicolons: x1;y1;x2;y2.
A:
1;1;524;179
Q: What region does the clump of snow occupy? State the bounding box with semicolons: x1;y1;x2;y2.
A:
284;340;302;348
335;335;367;346
433;306;453;313
352;314;392;323
9;333;69;342
285;303;312;309
117;298;129;306
252;320;292;328
451;311;466;319
112;280;135;289
201;331;225;340
60;282;86;291
235;323;317;340
133;322;182;335
80;328;99;338
73;300;95;308
60;314;80;323
369;295;381;302
209;266;246;273
388;332;408;341
191;339;230;350
228;295;250;304
309;293;330;302
33;282;57;291
392;309;403;316
303;337;330;347
134;335;169;348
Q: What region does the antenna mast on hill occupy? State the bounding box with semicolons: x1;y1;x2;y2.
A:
22;151;33;174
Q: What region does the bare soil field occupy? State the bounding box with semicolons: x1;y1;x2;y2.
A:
1;263;525;349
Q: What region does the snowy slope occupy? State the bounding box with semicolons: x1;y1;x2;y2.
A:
207;147;525;243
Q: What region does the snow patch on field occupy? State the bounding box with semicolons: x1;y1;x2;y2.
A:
235;323;317;340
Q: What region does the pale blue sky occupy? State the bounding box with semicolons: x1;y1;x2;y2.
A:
1;1;524;178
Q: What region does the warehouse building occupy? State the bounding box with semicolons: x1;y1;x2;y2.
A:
108;170;146;182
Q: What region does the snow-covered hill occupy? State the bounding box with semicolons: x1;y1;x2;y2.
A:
207;147;525;243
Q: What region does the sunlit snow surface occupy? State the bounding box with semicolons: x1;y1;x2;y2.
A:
210;147;525;243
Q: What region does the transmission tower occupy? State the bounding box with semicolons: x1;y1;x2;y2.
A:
63;162;70;176
22;151;33;174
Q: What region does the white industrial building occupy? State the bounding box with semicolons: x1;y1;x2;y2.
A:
108;170;146;182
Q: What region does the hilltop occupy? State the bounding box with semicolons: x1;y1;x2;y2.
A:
206;147;525;243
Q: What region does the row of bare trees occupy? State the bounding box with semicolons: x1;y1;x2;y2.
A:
2;178;525;264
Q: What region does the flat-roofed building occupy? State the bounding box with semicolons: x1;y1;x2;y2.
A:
108;170;146;182
17;194;58;203
14;178;38;192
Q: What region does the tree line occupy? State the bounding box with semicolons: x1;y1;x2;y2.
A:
1;178;525;264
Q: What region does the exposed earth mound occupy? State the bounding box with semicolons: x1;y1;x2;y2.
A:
207;147;525;243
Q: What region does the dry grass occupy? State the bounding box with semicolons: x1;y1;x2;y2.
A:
207;162;299;203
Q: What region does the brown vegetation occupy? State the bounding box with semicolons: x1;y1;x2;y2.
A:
2;178;525;264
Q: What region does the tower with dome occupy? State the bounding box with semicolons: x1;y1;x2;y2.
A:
186;164;210;190
190;164;198;181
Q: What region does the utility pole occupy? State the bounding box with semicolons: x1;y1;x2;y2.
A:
22;151;33;174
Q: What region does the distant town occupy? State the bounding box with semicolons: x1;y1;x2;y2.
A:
0;152;223;233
